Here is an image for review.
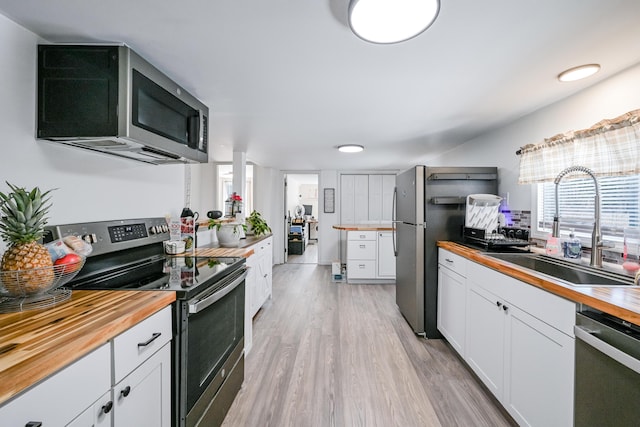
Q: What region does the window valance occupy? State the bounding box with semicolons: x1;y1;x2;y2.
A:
518;109;640;184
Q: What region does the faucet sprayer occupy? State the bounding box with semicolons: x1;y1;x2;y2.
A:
552;166;603;268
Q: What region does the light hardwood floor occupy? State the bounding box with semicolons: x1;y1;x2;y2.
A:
286;240;318;264
222;263;516;427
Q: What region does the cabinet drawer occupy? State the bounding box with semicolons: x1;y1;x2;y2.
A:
0;343;110;426
113;305;172;384
347;260;376;278
438;248;467;277
348;240;376;259
347;231;376;241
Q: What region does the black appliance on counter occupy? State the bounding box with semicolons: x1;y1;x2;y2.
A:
45;218;246;427
462;226;531;251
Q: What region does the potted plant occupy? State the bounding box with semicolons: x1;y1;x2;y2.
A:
246;210;271;236
208;220;246;247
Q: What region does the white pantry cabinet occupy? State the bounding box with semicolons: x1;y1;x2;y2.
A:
437;248;467;356
0;306;173;427
245;235;273;354
340;174;395;224
465;261;575;427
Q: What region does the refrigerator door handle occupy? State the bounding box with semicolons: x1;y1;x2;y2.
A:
392;187;398;256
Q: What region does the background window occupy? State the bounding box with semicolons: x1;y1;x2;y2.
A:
537;175;640;242
217;164;253;215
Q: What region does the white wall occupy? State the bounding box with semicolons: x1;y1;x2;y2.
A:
0;14;188;252
318;170;339;265
433;62;640;213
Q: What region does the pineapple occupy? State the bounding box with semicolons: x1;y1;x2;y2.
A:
0;183;55;296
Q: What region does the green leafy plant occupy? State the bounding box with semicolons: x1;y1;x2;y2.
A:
246;210;271;236
208;220;246;234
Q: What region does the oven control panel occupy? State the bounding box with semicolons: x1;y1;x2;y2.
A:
108;223;149;243
45;217;170;257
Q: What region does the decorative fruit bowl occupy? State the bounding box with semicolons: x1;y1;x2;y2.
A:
0;257;85;298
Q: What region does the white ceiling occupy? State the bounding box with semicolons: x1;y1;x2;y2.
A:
2;0;640;171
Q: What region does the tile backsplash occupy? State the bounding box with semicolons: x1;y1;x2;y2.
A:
500;209;531;229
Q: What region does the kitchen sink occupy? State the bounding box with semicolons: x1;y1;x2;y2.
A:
486;253;636;287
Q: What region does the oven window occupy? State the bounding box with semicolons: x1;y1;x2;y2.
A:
186;281;244;409
132;69;199;147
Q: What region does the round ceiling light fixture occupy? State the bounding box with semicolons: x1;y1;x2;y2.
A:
338;144;364;153
557;64;601;82
348;0;441;44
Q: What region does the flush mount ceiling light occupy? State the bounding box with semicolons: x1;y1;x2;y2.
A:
348;0;440;44
338;144;364;153
557;64;601;82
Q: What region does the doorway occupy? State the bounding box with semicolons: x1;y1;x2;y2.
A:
284;173;319;264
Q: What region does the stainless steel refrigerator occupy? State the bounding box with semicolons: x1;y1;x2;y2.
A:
393;165;498;338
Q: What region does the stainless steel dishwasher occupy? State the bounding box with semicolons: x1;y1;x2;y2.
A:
574;307;640;426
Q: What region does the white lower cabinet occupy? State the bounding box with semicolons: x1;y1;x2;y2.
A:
377;231;396;278
245;235;273;354
0;343;111;426
346;230;395;282
437;249;468;356
113;343;171;427
0;305;173;427
465;261;575;427
438;249;576;427
67;391;112;427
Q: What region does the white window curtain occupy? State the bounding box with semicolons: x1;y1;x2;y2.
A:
518;109;640;184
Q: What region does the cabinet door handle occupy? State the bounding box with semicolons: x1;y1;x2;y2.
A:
102;400;114;414
502;305;509;312
121;385;131;397
496;301;502;308
445;258;454;263
359;245;365;248
138;332;161;348
25;423;42;427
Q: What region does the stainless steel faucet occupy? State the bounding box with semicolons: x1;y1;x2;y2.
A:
552;166;603;267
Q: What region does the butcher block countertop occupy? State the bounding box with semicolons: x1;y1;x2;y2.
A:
333;224;394;231
438;241;640;326
0;290;176;405
175;234;273;258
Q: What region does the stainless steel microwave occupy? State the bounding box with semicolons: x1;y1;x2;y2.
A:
37;44;209;165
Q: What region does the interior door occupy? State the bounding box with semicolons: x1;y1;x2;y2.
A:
283;175;288;264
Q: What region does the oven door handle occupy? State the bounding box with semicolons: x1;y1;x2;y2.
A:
188;268;248;314
574;324;640;375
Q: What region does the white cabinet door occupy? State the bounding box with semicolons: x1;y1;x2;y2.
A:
504;305;574;427
113;343;171;427
465;281;505;399
0;343;111;427
340;175;355;224
381;174;395;221
368;174;383;221
377;231;396;278
437;264;466;356
256;236;273;308
353;175;369;223
67;391;112;427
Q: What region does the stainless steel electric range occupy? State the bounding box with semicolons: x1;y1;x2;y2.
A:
45;217;247;427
